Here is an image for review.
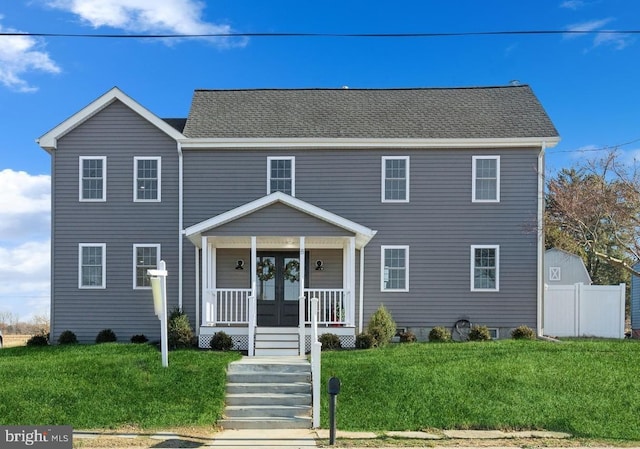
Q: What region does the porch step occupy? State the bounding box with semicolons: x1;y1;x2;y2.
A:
254;327;300;356
221;356;313;430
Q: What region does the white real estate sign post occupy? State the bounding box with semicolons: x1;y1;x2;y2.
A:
148;260;169;367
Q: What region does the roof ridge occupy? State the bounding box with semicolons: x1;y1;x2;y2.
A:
193;85;531;93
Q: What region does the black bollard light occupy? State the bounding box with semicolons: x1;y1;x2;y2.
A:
327;377;341;445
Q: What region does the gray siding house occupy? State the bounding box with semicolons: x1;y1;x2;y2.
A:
38;85;559;353
632;262;640;338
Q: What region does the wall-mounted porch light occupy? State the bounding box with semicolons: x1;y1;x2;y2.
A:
315;260;324;271
235;259;245;270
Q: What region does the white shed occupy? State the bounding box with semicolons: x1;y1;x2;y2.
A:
544;248;592;285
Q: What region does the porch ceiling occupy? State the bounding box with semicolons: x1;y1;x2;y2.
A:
202;235;353;249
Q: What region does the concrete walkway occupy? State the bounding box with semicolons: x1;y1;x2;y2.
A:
210;428;316;448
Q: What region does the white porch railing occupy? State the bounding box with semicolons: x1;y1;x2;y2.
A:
203;287;349;327
203;288;252;325
304;289;347;325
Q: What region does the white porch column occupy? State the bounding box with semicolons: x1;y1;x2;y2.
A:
298;236;306;356
344;237;356;326
201;236;208;326
249;236;257;357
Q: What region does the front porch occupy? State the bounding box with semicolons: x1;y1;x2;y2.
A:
196;236;358;355
184;193;376;356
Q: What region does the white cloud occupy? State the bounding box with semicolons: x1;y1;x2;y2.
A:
46;0;246;47
560;0;586;10
0;21;61;93
0;169;50;243
565;18;613;38
0;170;51;321
564;17;634;50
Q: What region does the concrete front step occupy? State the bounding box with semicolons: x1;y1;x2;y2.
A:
255;340;299;349
254;348;300;356
227;372;310;383
221;356;313;429
226;382;311;394
225;405;312;418
218;416;312;430
226;393;311;406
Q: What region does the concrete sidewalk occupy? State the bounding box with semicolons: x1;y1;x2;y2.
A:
73;428;640;449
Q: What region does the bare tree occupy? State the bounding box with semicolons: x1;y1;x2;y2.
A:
545;150;640;280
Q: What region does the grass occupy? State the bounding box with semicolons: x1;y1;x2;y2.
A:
2;338;639;441
0;343;240;429
320;339;640;440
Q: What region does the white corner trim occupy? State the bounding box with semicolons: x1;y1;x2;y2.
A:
38;87;184;151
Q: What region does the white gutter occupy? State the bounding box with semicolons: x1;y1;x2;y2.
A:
537;142;546;337
178;142;183;310
180;136;561;150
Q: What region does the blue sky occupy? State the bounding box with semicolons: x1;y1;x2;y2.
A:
1;0;639;321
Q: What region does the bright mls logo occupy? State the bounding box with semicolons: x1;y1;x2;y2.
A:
1;426;72;448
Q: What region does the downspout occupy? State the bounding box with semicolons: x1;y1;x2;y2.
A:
537;142;546;337
358;246;365;333
178;142;183;310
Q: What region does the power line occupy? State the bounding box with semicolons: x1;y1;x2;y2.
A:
548;137;640;154
1;29;639;39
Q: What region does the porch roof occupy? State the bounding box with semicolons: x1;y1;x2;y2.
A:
184;192;377;249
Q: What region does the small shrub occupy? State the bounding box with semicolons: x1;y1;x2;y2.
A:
96;328;117;343
469;324;492;341
57;330;78;345
168;309;194;349
511;325;536;340
319;333;342;351
210;331;234;351
26;334;49;347
367;304;396;347
429;326;451;342
355;332;376;349
399;330;417;343
130;334;149;344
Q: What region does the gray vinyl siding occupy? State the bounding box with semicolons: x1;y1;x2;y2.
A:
182;147;540;331
51;101;180;343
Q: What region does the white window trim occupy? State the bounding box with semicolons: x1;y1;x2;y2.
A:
79;156;106;202
380;245;409;292
134;157;162;202
381;156;410;203
471;244;500;292
78;243;106;289
133;244;161;289
267;156;295;196
472;155;500;203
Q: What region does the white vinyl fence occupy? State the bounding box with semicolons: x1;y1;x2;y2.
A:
544;283;626;339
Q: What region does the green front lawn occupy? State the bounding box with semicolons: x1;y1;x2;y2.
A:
0;344;240;429
320;339;640;440
1;339;639;440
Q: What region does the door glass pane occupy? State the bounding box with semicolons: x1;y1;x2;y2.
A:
283;257;300;301
257;256;276;301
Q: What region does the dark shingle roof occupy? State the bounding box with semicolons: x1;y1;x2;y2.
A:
182;85;558;140
163;118;187;133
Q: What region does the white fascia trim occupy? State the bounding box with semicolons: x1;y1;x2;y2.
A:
179;136;560;150
184;192;377;249
38;87;185;151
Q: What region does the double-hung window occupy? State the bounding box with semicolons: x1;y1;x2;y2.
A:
134;157;161;202
79;156;106;201
382;156;409;202
472;156;500;202
471;245;499;291
133;244;160;289
267;157;295;196
79;243;106;289
381;245;409;292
